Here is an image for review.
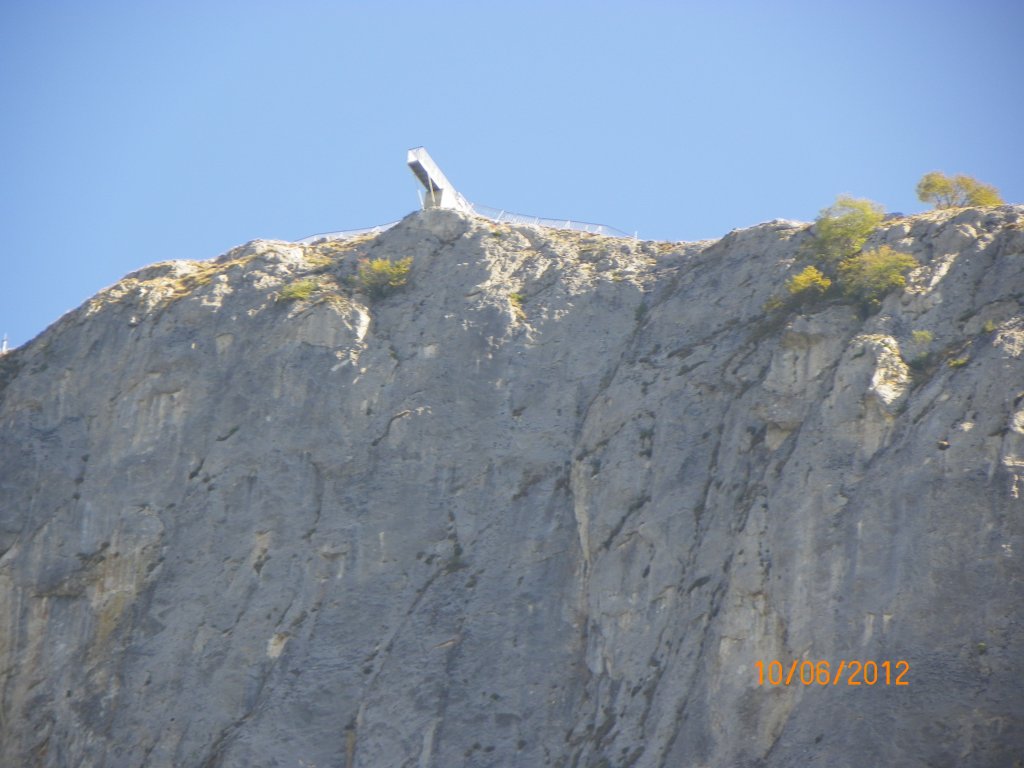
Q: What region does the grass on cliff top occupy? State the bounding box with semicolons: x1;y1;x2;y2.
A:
302;239;368;269
84;253;259;318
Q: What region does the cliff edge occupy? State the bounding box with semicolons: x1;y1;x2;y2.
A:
1;206;1022;767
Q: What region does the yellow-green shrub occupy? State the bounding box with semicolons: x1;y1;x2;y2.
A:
838;246;917;308
356;257;413;299
786;266;832;298
278;278;319;302
916;171;1004;209
804;196;886;266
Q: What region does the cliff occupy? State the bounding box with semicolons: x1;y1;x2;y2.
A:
1;206;1022;767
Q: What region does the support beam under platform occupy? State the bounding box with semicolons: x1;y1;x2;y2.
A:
407;147;473;213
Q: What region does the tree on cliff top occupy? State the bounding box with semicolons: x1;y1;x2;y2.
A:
916;172;1004;209
804;195;886;267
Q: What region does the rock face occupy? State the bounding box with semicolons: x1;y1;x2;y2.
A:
1;206;1022;767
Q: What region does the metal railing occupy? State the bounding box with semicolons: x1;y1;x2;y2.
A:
296;222;400;244
467;202;630;238
296;200;631;243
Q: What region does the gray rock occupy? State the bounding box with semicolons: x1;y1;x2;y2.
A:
1;205;1022;767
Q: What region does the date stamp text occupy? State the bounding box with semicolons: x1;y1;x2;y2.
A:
754;659;910;686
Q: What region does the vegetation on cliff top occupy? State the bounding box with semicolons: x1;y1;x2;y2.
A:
801;196;886;266
917;172;1004;209
768;172;1005;317
768;195;918;314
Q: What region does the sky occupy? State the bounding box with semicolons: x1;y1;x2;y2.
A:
2;0;1022;349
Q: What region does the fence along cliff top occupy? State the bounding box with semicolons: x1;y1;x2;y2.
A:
297;148;630;243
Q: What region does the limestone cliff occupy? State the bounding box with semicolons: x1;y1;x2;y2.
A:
1;206;1022;767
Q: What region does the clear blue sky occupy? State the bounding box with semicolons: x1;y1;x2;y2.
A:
2;0;1022;349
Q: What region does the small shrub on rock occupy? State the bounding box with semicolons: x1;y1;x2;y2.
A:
786;266;832;299
509;292;526;319
907;330;935;372
837;246;917;309
356;257;413;299
278;278;319;302
763;266;832;314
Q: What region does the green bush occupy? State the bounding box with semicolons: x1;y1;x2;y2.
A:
278;278;319;302
837;246;917;308
356;257;413;299
804;195;886;266
916;171;1004;209
786;265;832;298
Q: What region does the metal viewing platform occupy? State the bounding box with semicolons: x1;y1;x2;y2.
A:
297;148;632;243
406;147;474;214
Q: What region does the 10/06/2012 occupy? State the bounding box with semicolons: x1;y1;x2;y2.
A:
754;659;910;686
